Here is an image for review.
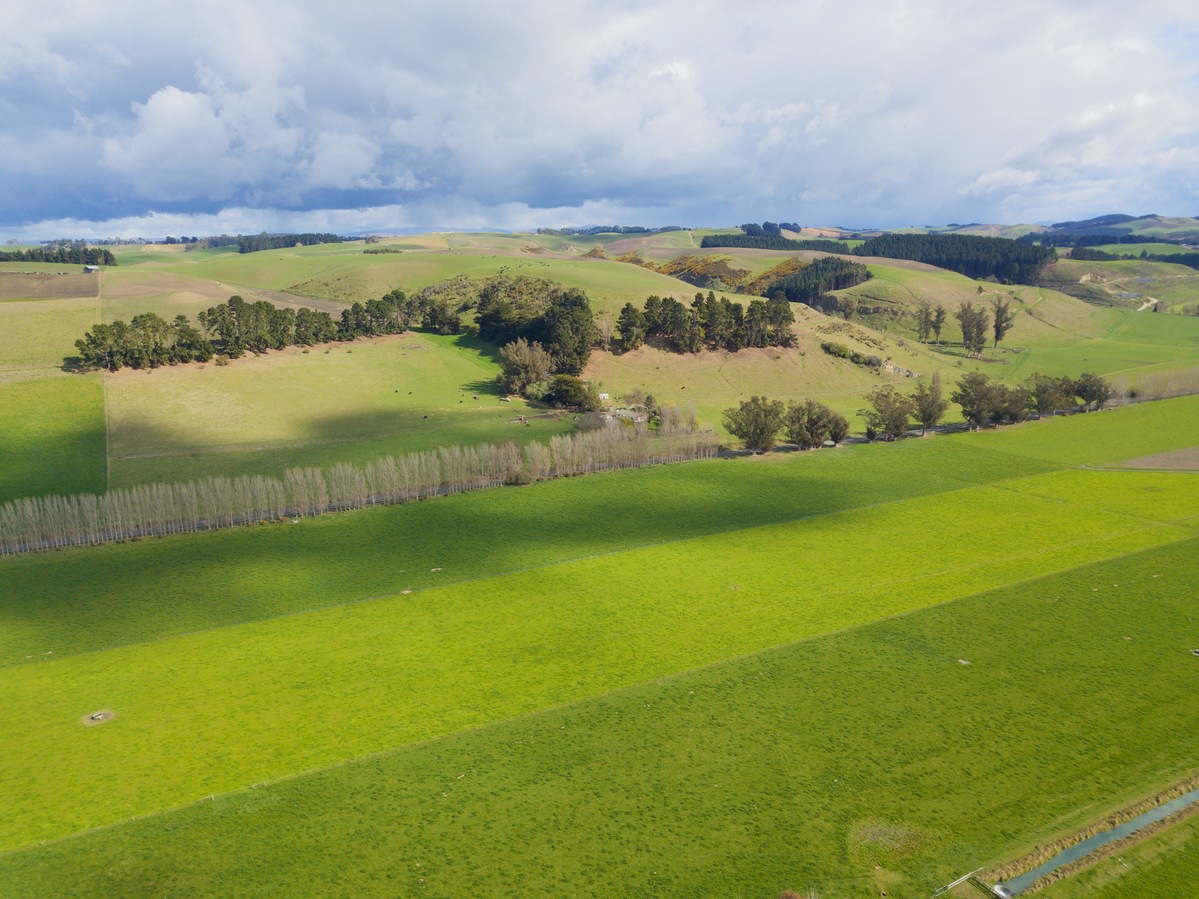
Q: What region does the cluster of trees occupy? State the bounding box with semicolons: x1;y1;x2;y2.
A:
954;371;1113;428
721;396;850;453
723;370;1115;451
701;223;849;252
615;291;795;353
852;233;1057;284
861;370;1112;438
910;298;1013;355
475;276;597;374
0;246;116;265
0;426;719;557
860;377;950;440
336;289;423;339
74;314;214;371
913;304;947;342
742;221;800;236
1069;245;1199;271
1024;231;1166;248
951;298;1014;355
1068;247;1123;262
73;290;434;371
820;340;882;369
763;256;872;305
195;296;338;358
234;233;343;253
1120;251;1199;270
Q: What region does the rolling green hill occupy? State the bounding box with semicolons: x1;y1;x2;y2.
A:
2;228;1198;501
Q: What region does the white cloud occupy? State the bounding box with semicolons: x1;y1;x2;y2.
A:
3;0;1199;235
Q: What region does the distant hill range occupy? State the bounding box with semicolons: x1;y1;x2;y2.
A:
792;215;1199;246
1019;214;1199;248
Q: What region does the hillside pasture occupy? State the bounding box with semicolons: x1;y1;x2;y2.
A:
991;304;1199;385
1089;241;1196;257
584;334;925;431
103;331;572;486
1039;257;1199;310
125;237;706;315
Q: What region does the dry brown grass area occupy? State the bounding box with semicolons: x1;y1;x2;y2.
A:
1119;447;1199;471
0;272;99;300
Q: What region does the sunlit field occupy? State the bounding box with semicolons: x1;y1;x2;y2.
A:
1;398;1197;896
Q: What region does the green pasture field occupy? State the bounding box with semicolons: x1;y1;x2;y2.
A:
1;231;1197;502
0;377;106;502
4;470;1187;850
990;301;1199;386
584;334;926;430
7;394;1196;671
1117;215;1199;236
1038;813;1199;898
0;296;101;381
1090;241;1195;256
2;523;1198;894
0;435;1060;665
0;398;1198;892
126;239;701;315
102;331;572;487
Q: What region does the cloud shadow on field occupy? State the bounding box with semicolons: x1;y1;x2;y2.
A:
106;401;567;487
0;438;1053;666
0;418;107;504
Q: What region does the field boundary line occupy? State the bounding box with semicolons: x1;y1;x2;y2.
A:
993;473;1199;530
7;530;1195;860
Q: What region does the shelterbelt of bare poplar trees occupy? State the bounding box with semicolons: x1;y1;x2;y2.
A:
0;424;718;556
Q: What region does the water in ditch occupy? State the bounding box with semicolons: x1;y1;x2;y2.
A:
1001;785;1199;895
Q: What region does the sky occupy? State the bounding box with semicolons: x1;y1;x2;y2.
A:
3;0;1199;240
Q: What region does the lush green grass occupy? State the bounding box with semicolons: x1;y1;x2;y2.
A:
0;296;103;380
1090;241;1196;256
958;395;1199;467
0;399;1197;863
103;331;572;486
0;376;106;502
4;396;1196;667
132;240;700;315
0;467;1192;851
0;434;1062;666
2;533;1197;897
1038;813;1199;898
